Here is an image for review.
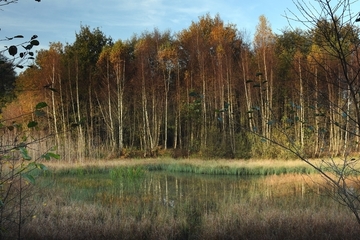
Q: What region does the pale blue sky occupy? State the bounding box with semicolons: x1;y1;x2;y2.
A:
1;0;360;54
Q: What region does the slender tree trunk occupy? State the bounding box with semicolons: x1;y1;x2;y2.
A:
117;61;125;154
51;61;59;147
106;58;115;153
299;57;304;148
263;49;269;140
174;62;180;149
164;69;170;149
58;74;68;160
327;73;335;154
68;64;77;160
226;59;236;156
75;58;85;162
88;74;94;157
314;67;320;156
141;61;153;155
343;88;351;156
241;50;253;130
200;56;207;150
151;80;160;154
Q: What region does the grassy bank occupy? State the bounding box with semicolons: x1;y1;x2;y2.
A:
43;158;319;176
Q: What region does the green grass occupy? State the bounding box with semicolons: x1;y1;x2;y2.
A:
141;162;317;176
43;158;318;177
109;166;146;180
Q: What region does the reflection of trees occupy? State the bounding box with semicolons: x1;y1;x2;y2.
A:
112;172;321;214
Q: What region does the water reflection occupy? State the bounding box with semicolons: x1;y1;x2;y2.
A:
99;171;322;214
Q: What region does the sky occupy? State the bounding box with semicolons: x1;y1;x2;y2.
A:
1;0;360;60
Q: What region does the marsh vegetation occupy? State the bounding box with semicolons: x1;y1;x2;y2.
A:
18;159;360;239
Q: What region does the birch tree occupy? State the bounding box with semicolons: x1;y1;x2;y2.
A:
254;15;275;140
263;0;360;224
110;40;129;155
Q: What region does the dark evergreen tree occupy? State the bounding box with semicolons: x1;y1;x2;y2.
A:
0;55;16;112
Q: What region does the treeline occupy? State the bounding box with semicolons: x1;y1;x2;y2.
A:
1;13;360;160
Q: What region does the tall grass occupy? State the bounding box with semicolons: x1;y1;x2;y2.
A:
43;158;318;176
150;163;317;175
24;201;360;239
109;166;146;180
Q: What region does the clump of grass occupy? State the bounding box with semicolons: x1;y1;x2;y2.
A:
143;162;317;176
109;166;146;180
42;166;110;177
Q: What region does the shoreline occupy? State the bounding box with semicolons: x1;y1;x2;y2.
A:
43;158;320;176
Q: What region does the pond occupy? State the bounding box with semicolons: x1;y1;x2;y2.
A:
41;168;330;215
31;167;359;239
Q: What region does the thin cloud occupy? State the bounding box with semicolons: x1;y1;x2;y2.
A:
4;0;346;55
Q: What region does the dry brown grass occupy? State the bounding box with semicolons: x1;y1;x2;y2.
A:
22;191;360;240
201;203;360;240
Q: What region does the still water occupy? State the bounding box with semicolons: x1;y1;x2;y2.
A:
35;169;356;239
49;169;329;215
